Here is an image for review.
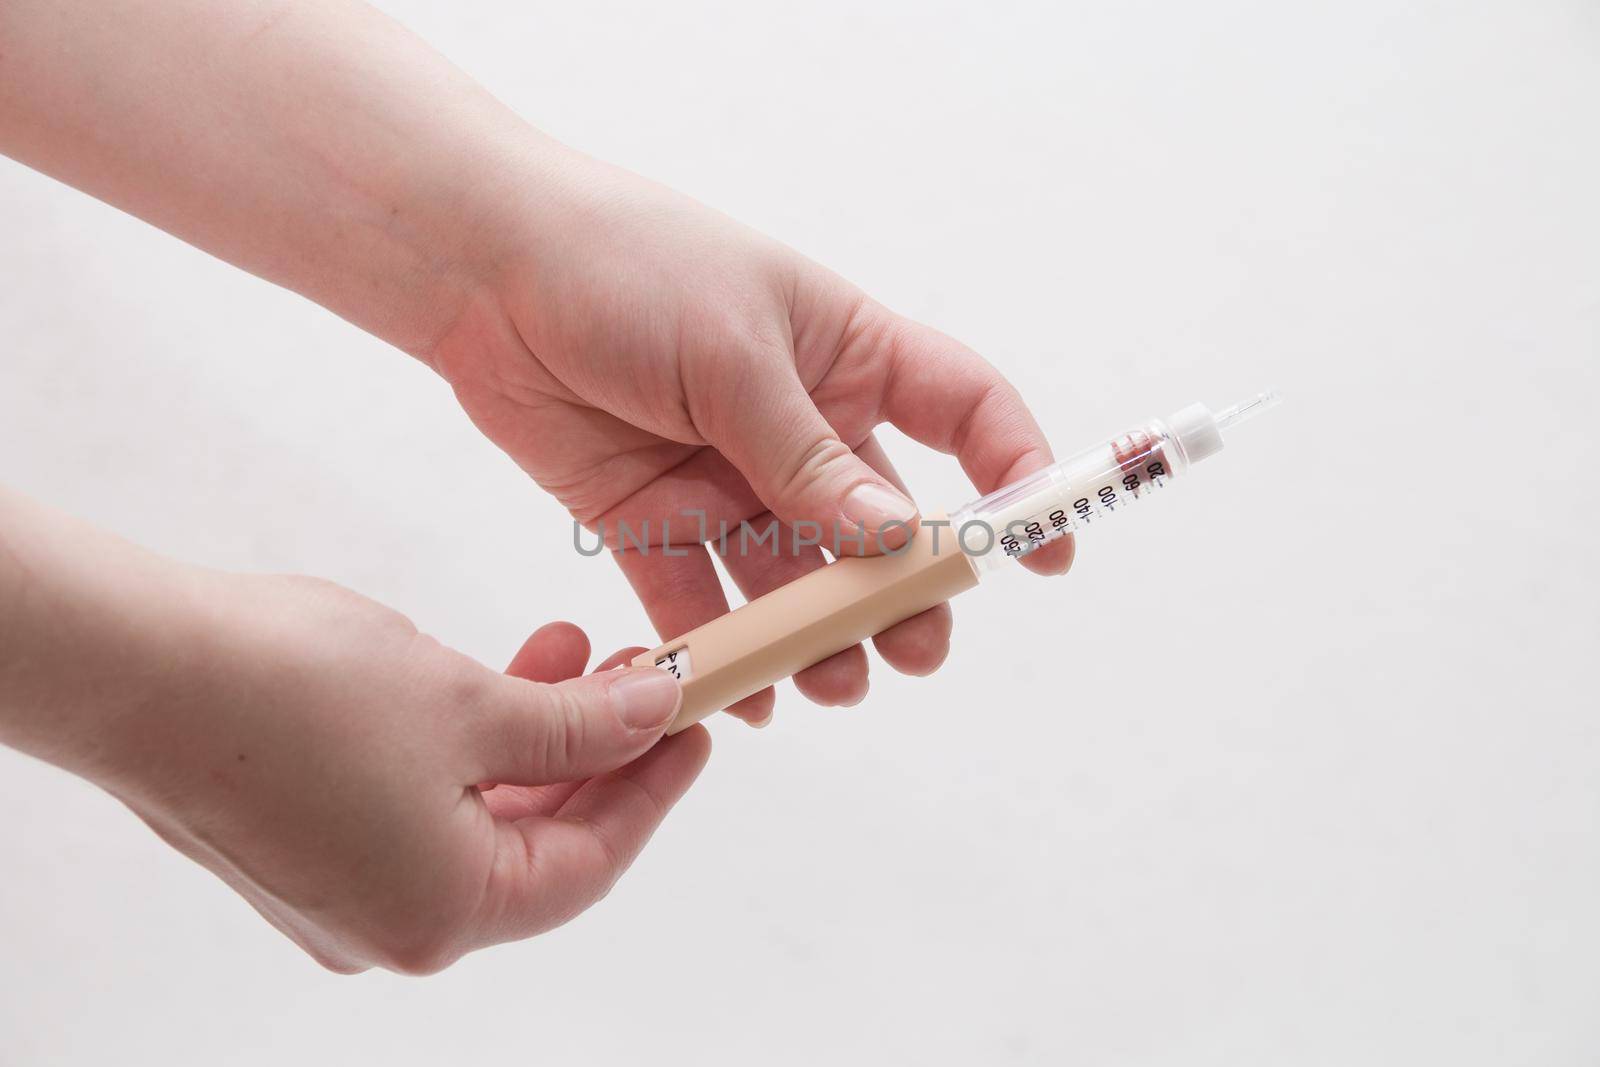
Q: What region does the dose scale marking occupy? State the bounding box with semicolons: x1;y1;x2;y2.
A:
995;429;1170;559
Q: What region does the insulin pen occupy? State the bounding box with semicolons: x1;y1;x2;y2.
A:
635;390;1282;731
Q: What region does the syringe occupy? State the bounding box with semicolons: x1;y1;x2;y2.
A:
636;391;1281;731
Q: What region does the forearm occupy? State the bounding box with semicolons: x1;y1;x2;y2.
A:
0;486;203;781
0;0;558;356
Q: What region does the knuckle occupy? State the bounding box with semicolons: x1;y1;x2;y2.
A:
372;930;461;977
773;434;853;508
302;945;369;976
689;337;789;433
538;683;591;776
424;644;501;739
438;648;496;710
569;815;629;904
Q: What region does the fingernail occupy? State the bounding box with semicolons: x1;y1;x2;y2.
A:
748;711;773;729
843;483;918;538
610;668;683;731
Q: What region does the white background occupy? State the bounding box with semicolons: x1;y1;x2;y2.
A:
2;1;1597;1063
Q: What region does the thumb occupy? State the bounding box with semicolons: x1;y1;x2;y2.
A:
467;666;683;786
706;373;918;553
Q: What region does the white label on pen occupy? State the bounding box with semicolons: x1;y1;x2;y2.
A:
654;648;691;680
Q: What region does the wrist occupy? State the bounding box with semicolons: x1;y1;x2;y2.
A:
417;130;615;355
0;488;216;790
65;566;238;800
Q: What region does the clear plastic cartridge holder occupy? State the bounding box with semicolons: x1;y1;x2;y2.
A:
952;390;1282;569
637;390;1281;732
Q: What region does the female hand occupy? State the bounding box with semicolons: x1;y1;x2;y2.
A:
430;154;1075;724
0;489;704;974
126;586;702;974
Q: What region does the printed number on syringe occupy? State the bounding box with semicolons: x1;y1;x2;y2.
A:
1000;459;1168;557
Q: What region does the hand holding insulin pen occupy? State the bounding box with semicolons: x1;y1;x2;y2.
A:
635;390;1282;730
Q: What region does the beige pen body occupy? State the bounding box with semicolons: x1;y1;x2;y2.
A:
635;523;981;733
